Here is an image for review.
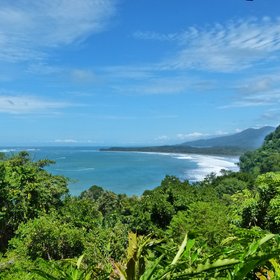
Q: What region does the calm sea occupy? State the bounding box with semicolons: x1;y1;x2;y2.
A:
0;147;239;196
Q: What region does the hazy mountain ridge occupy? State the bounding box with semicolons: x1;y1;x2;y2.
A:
180;126;275;149
101;126;275;155
102;126;275;155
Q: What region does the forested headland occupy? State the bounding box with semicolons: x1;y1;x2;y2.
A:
101;126;275;156
0;126;280;279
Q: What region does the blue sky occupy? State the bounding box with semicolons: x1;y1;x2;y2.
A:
1;0;280;146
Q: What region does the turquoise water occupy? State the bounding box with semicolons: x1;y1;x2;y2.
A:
1;147;239;196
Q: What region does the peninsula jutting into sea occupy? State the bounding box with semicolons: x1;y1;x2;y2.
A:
101;126;275;156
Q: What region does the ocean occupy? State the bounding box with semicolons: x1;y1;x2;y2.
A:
0;147;239;196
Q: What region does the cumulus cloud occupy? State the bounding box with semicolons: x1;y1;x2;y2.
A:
176;130;231;141
0;0;116;62
176;132;208;140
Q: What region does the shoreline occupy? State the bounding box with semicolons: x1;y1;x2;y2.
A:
181;154;239;182
100;145;246;157
126;150;240;182
1;147;240;194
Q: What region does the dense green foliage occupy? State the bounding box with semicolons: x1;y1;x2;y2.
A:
0;152;68;251
0;125;280;279
101;145;247;156
239;125;280;174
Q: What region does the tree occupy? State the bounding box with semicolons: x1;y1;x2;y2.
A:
255;172;280;232
189;201;231;245
0;152;68;251
59;197;102;231
79;185;104;201
239;125;280;175
236;172;280;233
214;177;248;198
10;215;84;260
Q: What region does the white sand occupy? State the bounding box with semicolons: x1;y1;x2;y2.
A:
174;154;239;181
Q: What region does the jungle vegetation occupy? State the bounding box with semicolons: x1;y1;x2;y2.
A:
0;126;280;279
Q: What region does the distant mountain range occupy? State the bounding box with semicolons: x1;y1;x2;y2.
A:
180;126;275;149
101;126;275;156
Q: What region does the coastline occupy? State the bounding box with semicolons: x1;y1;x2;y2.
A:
180;154;239;182
0;147;240;194
100;145;246;156
129;151;240;182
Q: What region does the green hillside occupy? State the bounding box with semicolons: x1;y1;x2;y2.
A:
239;125;280;174
181;126;275;149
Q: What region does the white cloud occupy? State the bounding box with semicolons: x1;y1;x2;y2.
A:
176;130;232;141
94;114;178;120
176;132;207;140
54;139;78;143
0;95;70;114
133;31;179;42
261;109;280;121
112;76;196;95
102;66;156;80
137;79;188;95
154;135;169;141
214;130;230;136
27;63;62;75
237;76;277;94
71;69;98;83
224;73;280;108
136;18;280;73
0;0;116;62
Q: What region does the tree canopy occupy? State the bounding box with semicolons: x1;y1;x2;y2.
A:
1;125;280;279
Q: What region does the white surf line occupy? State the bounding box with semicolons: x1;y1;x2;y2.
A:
173;153;239;182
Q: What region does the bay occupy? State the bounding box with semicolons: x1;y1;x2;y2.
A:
0;147;239;196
